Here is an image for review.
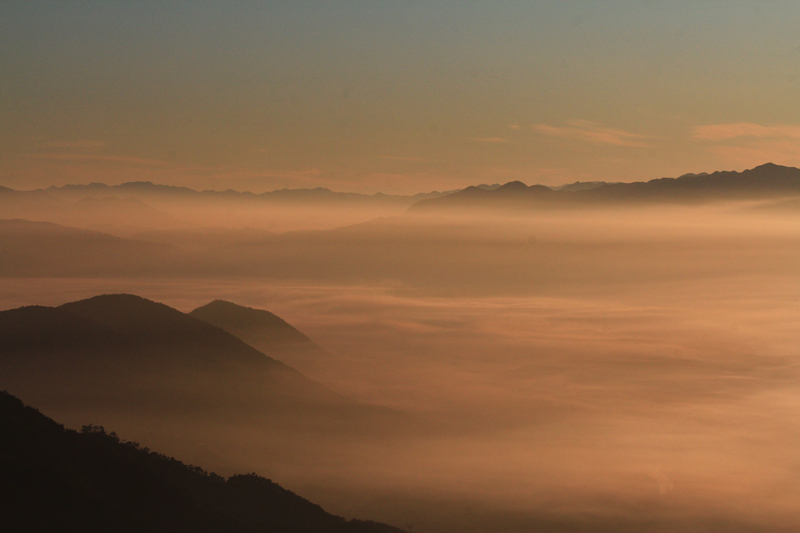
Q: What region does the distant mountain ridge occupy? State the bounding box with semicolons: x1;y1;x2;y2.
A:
409;163;800;212
0;390;405;533
5;164;800;208
0;181;460;235
38;181;457;204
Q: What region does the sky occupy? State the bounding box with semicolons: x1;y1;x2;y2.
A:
2;1;800;194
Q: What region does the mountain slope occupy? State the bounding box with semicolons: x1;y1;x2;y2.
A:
191;300;315;347
0;390;404;533
0;293;411;477
0;294;343;413
190;300;329;372
0;219;182;276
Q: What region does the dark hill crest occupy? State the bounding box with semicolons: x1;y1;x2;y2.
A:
189;299;330;374
55;293;292;370
0;292;410;455
190;299;314;346
0;293;351;421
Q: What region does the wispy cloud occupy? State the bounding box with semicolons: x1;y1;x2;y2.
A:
377;155;439;162
529;120;649;147
692;123;800;142
40;140;106;151
470;137;510;144
24;153;168;167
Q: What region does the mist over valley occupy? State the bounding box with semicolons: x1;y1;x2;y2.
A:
3;165;800;531
4;2;800;530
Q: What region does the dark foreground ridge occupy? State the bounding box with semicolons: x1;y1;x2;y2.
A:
0;390;404;533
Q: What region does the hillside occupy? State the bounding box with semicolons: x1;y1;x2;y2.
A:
0;294;406;440
190;300;329;372
0;390;404;533
191;300;315;347
0;219;182;277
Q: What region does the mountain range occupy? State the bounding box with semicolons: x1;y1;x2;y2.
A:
409;163;800;212
4;180;456;206
3;164;799;238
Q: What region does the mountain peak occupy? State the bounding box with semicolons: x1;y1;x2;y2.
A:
190;300;314;347
496;181;529;192
191;300;288;326
59;294;181;324
54;294;292;369
747;162;799;175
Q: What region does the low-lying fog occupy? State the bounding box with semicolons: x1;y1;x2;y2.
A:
3;202;800;532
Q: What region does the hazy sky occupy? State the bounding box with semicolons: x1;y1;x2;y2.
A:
3;1;800;193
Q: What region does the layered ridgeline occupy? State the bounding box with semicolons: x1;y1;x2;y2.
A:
0;390;404;533
0;187;185;235
42;181;453;204
409;163;800;212
190;300;329;374
0;219;182;277
0;181;458;235
0;294;408;473
0;293;338;410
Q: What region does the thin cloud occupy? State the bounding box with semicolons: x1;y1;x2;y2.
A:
529;120;649;147
24;153;169;167
692;123;800;167
41;140;106;151
471;137;510;144
692;123;800;142
378;155;439;162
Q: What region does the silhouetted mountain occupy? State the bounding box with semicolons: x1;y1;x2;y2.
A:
50;181;198;198
0;294;411;431
0;390;404;533
0;293;415;489
0;294;342;410
0;181;465;236
409;163;800;212
190;300;318;347
190;300;330;375
39;181;455;205
409;181;555;211
551;181;611;192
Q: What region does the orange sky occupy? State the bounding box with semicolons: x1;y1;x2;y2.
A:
3;1;800;194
